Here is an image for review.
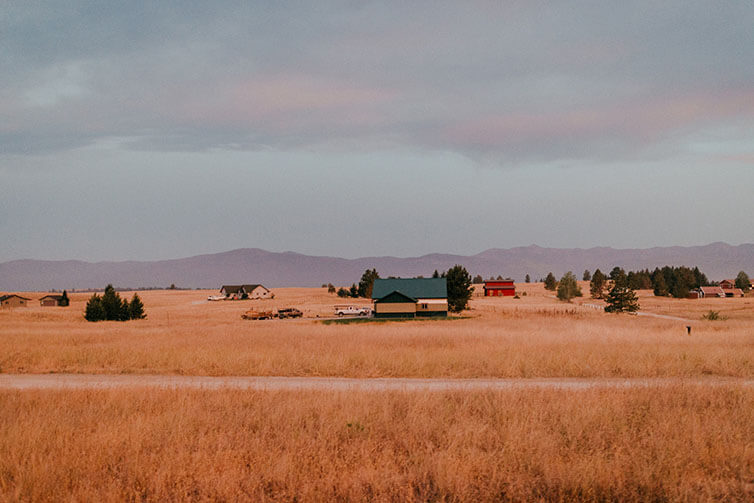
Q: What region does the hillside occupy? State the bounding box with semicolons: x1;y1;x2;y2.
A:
1;242;753;290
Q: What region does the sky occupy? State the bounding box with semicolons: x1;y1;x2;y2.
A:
1;1;753;262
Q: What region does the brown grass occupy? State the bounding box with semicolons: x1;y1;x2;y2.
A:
1;386;753;502
1;287;753;377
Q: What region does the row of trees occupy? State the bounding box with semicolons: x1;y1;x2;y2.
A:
84;285;146;322
543;269;638;312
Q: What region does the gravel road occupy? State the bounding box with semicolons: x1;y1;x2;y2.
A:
1;374;752;391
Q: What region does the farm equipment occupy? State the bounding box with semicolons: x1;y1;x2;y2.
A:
277;307;303;319
241;307;303;320
241;309;276;320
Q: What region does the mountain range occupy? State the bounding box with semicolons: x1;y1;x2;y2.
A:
1;242;753;291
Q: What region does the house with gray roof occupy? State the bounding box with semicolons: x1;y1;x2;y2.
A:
219;284;273;299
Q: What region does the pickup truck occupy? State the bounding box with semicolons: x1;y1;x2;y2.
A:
334;305;372;317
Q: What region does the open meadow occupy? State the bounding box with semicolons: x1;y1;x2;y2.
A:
1;283;753;378
2;284;753;501
1;386;752;502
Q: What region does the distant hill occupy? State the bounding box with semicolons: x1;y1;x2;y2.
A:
1;242;753;291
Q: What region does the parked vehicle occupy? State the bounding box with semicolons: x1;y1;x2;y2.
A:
207;295;226;301
241;309;276;320
334;305;372;317
277;307;303;319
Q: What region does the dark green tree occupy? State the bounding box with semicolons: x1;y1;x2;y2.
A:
544;272;557;291
101;285;123;321
59;290;70;307
327;283;336;294
349;284;359;298
432;270;440;279
84;294;105;322
472;274;483;284
604;283;640;313
609;267;626;283
118;297;131;321
358;268;380;298
525;274;530;283
128;293;146;319
336;287;350;298
443;265;473;312
735;271;751;292
583;270;591;281
651;268;669;296
557;271;582;302
590;269;607;299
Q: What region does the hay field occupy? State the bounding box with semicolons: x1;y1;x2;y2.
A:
1;284;752;377
1;385;752;502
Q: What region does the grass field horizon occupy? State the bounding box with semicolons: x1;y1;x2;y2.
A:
2;283;752;378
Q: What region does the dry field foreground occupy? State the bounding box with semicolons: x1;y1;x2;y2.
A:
1;386;752;502
1;284;753;378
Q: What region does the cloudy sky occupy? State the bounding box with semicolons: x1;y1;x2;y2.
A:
2;1;753;262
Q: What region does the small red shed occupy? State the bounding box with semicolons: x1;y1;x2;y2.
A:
483;279;516;297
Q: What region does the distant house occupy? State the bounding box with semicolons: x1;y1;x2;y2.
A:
0;294;31;309
371;278;447;318
39;295;65;307
698;286;725;298
483;279;515;297
219;284;273;299
722;288;744;298
719;279;736;290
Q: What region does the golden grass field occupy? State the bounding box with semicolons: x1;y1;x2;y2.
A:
1;386;753;502
2;283;753;501
0;283;752;378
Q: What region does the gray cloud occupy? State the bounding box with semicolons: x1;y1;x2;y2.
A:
2;1;753;163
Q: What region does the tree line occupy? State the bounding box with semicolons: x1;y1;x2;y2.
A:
84;284;146;322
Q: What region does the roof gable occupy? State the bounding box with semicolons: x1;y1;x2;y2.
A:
0;294;31;301
375;290;417;303
371;278;447;300
242;284;266;291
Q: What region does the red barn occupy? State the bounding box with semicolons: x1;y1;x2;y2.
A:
483;279;516;297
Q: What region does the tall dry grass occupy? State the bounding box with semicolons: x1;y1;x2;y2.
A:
1;288;753;377
1;386;752;501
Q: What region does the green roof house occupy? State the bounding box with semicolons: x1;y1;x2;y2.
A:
371;278;448;318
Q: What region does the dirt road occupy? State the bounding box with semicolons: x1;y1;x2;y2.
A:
1;374;752;391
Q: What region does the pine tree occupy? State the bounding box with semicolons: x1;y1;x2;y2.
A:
129;293;146;319
604;283;640;313
583;270;591;281
119;297;131;321
432;270;440;278
651;268;669;296
544;272;557;291
60;290;70;307
101;284;122;321
444;265;473;312
525;274;530;283
472;274;483;284
84;294;105;322
590;269;607;299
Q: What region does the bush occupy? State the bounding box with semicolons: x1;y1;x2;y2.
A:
702;310;727;321
556;271;582;302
